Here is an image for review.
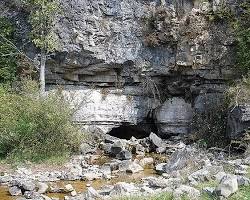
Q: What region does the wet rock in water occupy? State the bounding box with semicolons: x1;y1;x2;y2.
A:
155;163;167;174
126;162;144;173
16;197;27;200
237;175;250;186
215;174;238;198
24;191;42;199
139;157;154;167
0;175;11;184
65;184;74;192
37;182;49;194
149;132;164;148
9;186;22;196
85;187;101;199
82;171;103;181
110;182;138;195
41;194;52;200
70;190;77;197
173;185;200;200
116;150;132;160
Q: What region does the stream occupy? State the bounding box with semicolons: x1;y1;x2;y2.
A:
0;168;157;200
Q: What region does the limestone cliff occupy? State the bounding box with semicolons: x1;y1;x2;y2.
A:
0;0;239;138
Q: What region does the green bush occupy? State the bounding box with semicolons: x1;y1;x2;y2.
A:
0;79;83;162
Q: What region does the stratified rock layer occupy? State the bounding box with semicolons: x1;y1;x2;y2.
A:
0;0;239;137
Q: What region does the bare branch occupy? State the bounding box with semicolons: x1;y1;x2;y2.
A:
0;34;39;70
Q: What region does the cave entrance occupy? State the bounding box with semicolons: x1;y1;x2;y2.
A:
108;120;157;140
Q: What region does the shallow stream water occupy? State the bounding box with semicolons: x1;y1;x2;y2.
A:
0;168;157;200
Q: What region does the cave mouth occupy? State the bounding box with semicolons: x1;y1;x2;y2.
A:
107;119;158;140
108;124;150;140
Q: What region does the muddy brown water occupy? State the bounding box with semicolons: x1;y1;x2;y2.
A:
0;169;157;200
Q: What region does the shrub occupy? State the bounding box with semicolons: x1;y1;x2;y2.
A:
190;104;229;147
0;79;83;162
226;74;250;106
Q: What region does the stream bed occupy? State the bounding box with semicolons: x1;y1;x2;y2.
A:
0;168;157;200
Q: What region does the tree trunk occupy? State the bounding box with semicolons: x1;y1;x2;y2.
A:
40;50;46;95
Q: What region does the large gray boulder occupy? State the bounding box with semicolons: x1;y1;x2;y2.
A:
154;97;193;137
227;105;250;138
215;174;238;198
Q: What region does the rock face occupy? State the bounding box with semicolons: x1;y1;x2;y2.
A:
227;105;250;138
155;97;193;137
0;0;239;137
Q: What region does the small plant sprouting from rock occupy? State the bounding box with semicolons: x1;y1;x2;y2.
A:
226;74;250;107
142;6;176;47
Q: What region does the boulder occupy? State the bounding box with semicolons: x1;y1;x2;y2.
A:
237;175;250;186
98;185;114;196
24;191;42;199
116;150;132;160
126;162;144;174
9;186;22;196
215;174;238;198
139;157;154;167
82;171;102;181
86;187;101;199
188;165;224;183
149;132;164;148
146;177;182;189
173;185;200;199
110;182;137;195
154;97;193;137
79;143;96;154
110;141;124;156
155;163;167;174
227;105;250;138
65;184;74;192
162;147;198;173
37;182;49;194
64;164;83;180
21;180;36;191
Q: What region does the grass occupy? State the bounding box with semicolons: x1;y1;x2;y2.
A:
114;193;174;200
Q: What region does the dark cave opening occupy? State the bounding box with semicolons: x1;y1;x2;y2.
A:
107;117;158;140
